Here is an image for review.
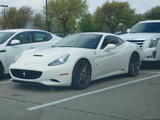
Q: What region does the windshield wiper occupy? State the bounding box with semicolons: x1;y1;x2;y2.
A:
130;32;138;33
58;46;75;47
53;46;83;48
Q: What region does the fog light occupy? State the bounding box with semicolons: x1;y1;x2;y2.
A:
146;51;157;58
152;51;157;58
50;79;60;83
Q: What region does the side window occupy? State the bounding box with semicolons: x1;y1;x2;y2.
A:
113;36;124;46
12;32;32;44
100;36;124;49
101;37;110;49
32;32;52;43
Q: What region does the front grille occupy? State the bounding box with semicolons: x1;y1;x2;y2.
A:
127;40;145;48
10;69;42;79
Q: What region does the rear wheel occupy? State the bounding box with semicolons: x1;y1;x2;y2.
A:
0;63;4;79
128;53;140;76
71;59;91;90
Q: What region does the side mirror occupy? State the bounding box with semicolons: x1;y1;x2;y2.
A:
104;44;116;51
10;40;21;45
127;28;131;33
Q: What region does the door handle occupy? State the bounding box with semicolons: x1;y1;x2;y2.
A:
28;47;35;49
0;50;6;53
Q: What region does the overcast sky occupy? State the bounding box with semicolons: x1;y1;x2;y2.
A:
0;0;160;14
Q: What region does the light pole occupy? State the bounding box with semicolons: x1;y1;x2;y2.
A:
45;0;49;31
0;4;8;29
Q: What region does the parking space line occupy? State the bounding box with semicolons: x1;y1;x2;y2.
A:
27;74;160;111
0;80;11;85
141;71;160;74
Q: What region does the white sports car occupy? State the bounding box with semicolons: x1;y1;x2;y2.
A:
10;32;141;89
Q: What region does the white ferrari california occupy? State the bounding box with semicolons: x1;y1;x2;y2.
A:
10;32;141;89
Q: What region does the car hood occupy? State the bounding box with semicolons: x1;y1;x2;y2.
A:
16;47;94;65
0;45;5;54
120;33;160;41
0;44;5;50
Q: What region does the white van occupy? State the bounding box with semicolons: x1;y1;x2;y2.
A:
120;20;160;62
0;29;61;78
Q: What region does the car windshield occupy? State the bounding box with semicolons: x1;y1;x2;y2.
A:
54;33;102;49
0;32;15;44
130;22;160;33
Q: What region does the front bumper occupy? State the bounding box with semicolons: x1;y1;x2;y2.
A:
9;63;74;86
141;48;159;62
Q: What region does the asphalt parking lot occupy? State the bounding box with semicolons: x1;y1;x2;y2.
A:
0;65;160;120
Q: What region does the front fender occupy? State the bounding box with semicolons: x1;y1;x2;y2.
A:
0;50;7;73
68;51;96;78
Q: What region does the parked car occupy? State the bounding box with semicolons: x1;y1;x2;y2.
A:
120;20;160;63
10;32;141;89
0;29;61;78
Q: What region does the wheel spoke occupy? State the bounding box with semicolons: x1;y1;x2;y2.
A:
72;60;91;89
82;65;87;73
77;64;90;86
129;54;140;76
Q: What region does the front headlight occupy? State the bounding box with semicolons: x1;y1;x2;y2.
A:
149;38;159;48
48;54;70;66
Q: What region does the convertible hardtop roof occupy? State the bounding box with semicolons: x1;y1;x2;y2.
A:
80;32;113;36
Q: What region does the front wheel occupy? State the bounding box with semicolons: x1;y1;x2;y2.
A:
71;59;91;90
0;63;4;79
128;53;140;76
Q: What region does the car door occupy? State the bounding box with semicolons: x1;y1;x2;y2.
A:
106;36;126;72
94;35;125;79
5;32;33;69
30;31;55;49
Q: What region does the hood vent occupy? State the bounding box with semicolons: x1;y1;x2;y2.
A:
33;55;43;57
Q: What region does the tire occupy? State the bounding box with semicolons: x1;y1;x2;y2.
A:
71;59;91;90
0;62;4;79
128;53;140;76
